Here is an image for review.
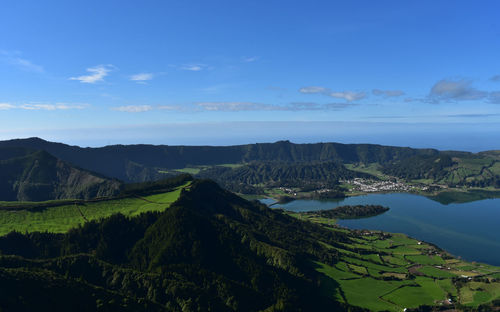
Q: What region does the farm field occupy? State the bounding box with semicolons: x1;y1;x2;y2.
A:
303;221;500;311
345;163;389;180
159;163;245;176
0;182;190;235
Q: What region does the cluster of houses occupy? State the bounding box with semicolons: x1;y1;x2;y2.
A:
278;187;297;196
342;178;414;193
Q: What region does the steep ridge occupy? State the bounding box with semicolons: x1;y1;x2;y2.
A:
0;137;439;182
0;147;121;201
0;180;350;311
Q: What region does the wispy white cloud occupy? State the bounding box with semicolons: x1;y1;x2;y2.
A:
129;73;154;82
242;56;259;62
330;91;366;101
288;102;357;111
197;102;271;111
181;64;205;71
0;103;16;110
322;103;358;110
372;89;405;97
0;50;44;72
195;101;356;112
70;65;114;83
11;58;44;72
20;103;86;110
112;105;152;112
0;102;86;110
299;86;329;94
299;86;366;101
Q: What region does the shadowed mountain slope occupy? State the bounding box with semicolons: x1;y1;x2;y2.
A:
0;137;439;182
0;147;121;201
0;179;352;311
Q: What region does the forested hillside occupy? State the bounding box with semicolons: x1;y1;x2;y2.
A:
197;161;370;194
0;180;347;311
0;138;438;182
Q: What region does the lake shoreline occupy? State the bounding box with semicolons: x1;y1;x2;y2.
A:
263;192;500;266
254;185;500;207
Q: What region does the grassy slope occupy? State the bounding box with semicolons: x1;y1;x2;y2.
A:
160;163;245;175
298;219;500;311
344;163;389;180
0;182;190;235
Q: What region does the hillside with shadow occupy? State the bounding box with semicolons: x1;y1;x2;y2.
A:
0;179;351;311
0;147;121;201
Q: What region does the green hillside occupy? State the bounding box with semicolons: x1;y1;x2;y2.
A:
196;160;369;194
0;179;499;311
0;175;192;235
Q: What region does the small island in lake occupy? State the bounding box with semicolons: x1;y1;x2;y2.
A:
302;204;390;219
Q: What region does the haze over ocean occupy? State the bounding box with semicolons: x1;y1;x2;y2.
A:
2;121;498;152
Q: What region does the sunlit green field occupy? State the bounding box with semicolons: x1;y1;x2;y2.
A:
0;182;190;235
345;163;389;180
159;163;245;176
306;222;500;311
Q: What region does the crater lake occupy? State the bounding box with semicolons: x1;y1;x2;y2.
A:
268;193;500;265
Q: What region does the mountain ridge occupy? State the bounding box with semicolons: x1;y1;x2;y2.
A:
0;137;441;182
0;147;121;201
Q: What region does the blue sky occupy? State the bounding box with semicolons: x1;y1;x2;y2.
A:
1;1;500;150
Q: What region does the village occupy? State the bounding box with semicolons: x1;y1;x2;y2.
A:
274;177;447;198
341;177;415;193
277;178;418;196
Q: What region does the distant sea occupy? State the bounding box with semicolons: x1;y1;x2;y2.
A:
4;121;499;152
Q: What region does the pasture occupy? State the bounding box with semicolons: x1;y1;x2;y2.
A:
308;225;500;311
0;182;190;235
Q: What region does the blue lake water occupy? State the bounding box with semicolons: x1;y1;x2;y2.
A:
268;193;500;266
